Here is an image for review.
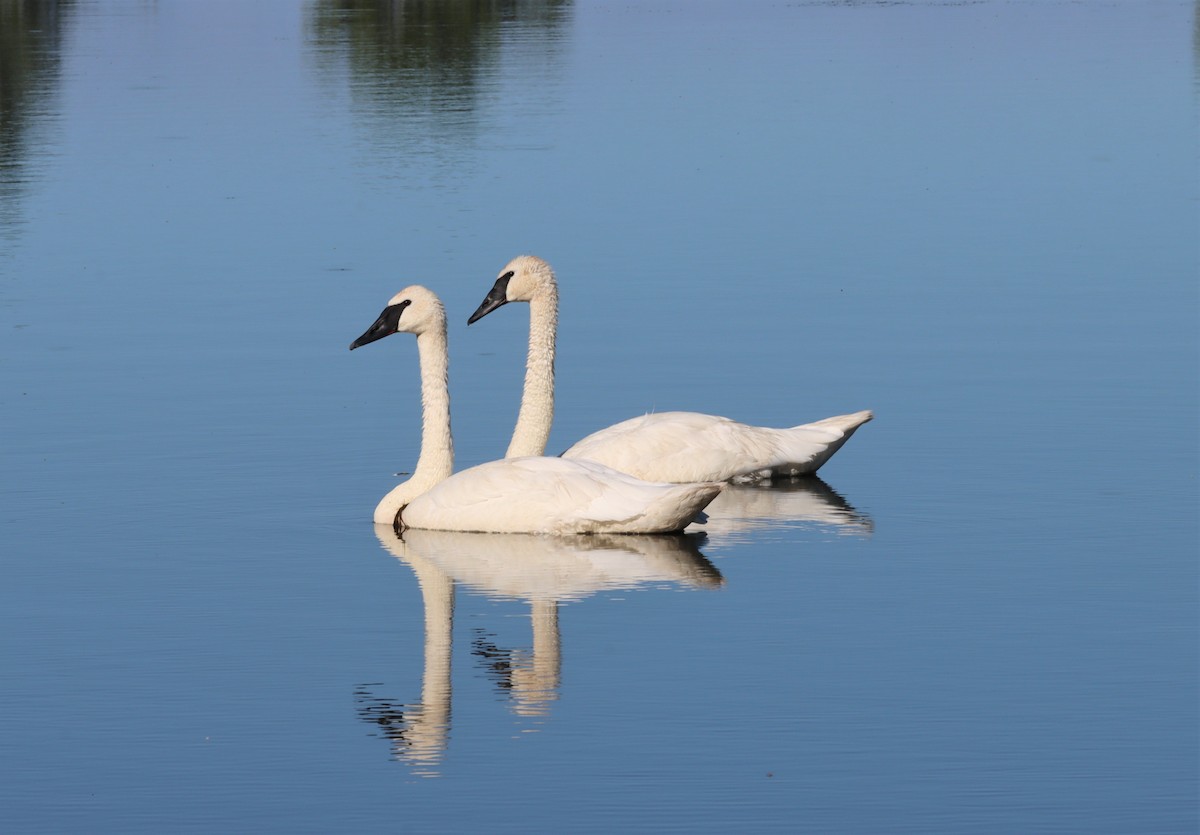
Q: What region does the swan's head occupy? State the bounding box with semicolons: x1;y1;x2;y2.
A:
350;285;446;350
467;255;555;324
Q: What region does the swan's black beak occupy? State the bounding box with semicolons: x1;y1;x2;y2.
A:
349;301;409;350
467;271;513;324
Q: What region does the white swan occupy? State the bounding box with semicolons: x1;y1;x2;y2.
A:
349;285;721;533
467;255;874;483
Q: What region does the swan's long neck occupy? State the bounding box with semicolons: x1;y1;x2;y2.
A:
506;288;557;458
413;326;454;484
374;325;454;524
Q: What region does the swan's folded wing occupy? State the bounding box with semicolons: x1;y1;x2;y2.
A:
503;457;695;528
563;410;872;482
563;412;781;482
404;456;715;534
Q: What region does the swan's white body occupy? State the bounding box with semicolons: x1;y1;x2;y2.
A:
468;255;873;482
400;455;721;535
350;285;720;534
564;409;873;484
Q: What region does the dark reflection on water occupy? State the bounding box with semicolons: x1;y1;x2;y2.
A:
0;0;76;240
355;682;451;779
358;525;721;777
1195;0;1200;84
473;625;559;705
306;0;572;176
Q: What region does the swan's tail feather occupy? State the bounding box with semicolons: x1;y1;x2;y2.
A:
796;409;874;434
648;482;723;533
775;409;873;476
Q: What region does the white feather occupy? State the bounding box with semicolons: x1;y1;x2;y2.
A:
470;255;872;482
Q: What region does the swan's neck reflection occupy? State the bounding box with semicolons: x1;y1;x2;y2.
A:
474;599;561;718
363;525;722;775
520;599;561;716
411;551;454;761
356;546;455;777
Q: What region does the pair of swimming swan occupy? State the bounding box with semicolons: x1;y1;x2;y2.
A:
350;256;872;534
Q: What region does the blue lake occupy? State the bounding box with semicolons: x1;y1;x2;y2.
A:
2;1;1196;832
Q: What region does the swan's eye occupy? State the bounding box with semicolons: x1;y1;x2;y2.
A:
388;298;417;328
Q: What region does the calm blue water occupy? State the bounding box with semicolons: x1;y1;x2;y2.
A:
2;1;1196;832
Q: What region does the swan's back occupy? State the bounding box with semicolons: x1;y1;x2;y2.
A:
402;456;721;534
561;410;873;483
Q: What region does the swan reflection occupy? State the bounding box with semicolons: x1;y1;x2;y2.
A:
357;525;722;775
689;476;874;544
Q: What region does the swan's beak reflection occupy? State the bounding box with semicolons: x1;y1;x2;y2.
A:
467;274;511;324
349;302;407;351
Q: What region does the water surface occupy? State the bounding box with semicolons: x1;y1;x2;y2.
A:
1;1;1196;832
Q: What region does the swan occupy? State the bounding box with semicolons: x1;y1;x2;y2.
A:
467;255;874;483
349;285;721;533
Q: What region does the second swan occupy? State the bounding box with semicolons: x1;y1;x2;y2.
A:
468;255;873;483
